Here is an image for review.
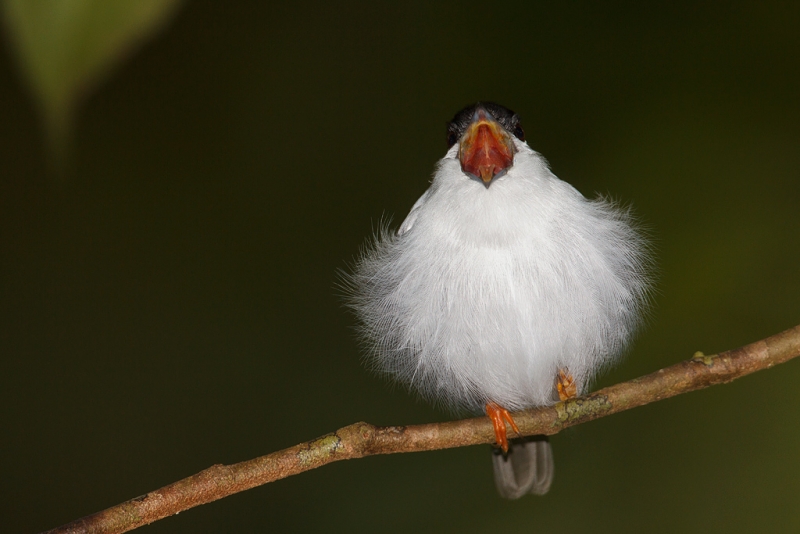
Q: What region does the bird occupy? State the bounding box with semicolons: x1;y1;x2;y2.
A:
346;102;651;498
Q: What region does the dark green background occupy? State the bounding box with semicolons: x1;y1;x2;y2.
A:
3;2;800;532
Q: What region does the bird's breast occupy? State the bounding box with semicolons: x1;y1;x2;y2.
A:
416;177;552;250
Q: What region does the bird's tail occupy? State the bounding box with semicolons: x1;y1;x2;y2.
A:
491;436;554;498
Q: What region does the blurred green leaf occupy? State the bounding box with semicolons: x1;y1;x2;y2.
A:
1;0;183;164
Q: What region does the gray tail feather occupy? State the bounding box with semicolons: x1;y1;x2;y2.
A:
491;436;554;499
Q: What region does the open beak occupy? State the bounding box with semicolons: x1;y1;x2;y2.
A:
458;108;515;186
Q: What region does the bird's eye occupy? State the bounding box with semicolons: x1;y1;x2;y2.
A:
513;124;525;141
447;131;458;148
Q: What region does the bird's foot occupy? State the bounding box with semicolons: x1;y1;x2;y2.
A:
556;368;577;401
485;402;521;454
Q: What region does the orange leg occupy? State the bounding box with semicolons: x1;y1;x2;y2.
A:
485;402;521;453
556;368;578;401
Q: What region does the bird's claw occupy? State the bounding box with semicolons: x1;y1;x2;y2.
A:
556;368;577;401
485;402;521;454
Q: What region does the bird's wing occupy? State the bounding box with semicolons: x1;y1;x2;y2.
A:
397;189;431;236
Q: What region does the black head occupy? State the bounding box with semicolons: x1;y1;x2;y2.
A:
446;102;525;148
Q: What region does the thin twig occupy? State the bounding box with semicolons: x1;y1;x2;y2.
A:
43;323;800;534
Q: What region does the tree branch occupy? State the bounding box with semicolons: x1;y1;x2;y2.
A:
43;323;800;534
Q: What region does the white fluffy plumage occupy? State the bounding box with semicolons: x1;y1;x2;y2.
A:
348;131;651;415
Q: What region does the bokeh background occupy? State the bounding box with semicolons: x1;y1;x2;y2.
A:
2;1;799;532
